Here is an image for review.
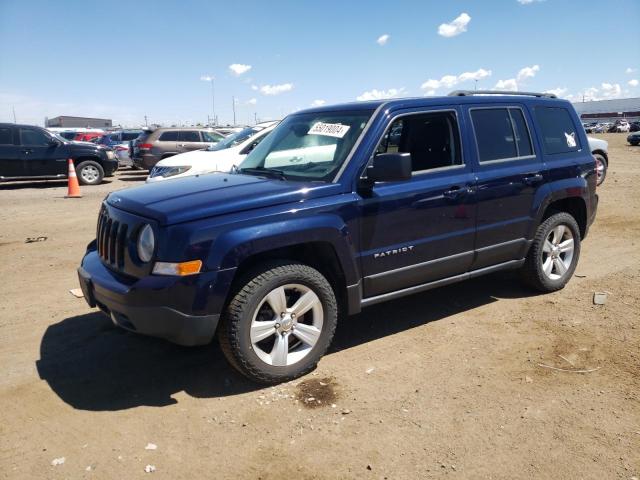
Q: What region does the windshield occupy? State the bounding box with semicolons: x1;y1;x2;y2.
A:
238;110;373;182
52;132;70;142
208;126;262;151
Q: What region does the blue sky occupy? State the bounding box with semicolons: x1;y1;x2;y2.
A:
0;0;638;127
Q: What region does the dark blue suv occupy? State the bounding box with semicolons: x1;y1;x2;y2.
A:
78;91;598;383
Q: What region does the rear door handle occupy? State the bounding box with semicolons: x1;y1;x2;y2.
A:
523;173;543;186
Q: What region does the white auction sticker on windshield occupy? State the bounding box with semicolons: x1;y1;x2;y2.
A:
308;122;350;138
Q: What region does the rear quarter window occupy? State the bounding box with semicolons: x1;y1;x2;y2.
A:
534;106;581;155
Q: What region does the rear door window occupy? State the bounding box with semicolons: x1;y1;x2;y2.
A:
534;107;581;155
0;127;13;144
179;131;200;142
158;131;179;141
471;107;535;162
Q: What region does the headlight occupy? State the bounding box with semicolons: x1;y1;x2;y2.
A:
150;166;191;178
137;224;155;262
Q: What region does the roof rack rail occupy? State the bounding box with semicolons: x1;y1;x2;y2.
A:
448;90;557;99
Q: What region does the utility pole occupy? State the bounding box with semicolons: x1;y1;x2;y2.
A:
474;79;478;91
232;96;236;125
144;115;148;127
254;112;257;125
213;80;216;124
12;106;16;123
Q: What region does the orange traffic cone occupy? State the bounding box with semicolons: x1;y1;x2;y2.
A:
65;159;82;198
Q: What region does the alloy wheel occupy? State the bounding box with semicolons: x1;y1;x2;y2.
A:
250;284;323;367
541;225;574;280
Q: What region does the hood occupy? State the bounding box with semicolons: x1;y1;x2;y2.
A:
587;136;608;152
107;173;341;225
67;141;104;152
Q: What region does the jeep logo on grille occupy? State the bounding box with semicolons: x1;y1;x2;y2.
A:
373;245;415;259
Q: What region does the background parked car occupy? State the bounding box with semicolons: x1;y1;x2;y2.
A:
131;127;225;170
587;136;609;186
146;121;278;182
47;127;105;142
629;122;640;132
0;123;118;185
628;132;640;146
97;130;144;167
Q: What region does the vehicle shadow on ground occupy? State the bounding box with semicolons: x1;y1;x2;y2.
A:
0;179;114;190
36;271;538;411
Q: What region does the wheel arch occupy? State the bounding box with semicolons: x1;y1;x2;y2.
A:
209;215;361;316
538;195;588;239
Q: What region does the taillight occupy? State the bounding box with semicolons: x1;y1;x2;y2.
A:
139;143;153;150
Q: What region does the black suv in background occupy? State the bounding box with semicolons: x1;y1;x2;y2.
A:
0;123;118;185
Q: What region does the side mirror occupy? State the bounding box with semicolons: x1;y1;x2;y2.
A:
366;152;412;183
48;138;60;147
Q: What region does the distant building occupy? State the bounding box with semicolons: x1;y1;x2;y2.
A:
46;116;112;128
572;97;640;123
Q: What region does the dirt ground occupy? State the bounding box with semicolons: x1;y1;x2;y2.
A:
0;134;638;480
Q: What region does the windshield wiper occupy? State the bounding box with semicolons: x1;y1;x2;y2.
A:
238;167;287;180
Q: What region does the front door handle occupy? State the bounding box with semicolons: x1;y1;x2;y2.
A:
523;173;543;186
443;186;468;200
21;149;33;154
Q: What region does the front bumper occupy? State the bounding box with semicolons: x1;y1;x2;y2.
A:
77;249;231;346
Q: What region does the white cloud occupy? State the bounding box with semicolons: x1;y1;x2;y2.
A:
376;34;390;46
438;12;471;38
494;79;519;91
356;88;406;101
229;64;252;76
625;67;636;74
516;64;540;81
251;85;258;91
517;0;544;4
246;98;257;105
420;68;492;92
310;99;326;107
259;83;294;95
544;87;568;98
573;83;623;102
458;68;492;83
200;75;214;82
628;79;639;87
600;82;622;98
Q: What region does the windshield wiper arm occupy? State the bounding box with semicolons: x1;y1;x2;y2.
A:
238;167;287;180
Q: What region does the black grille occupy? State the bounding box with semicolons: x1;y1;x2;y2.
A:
97;208;128;268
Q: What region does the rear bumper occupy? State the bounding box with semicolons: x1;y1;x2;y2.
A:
77;249;233;346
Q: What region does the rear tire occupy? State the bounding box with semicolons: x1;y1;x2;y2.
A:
218;261;338;384
520;212;581;292
76;160;104;185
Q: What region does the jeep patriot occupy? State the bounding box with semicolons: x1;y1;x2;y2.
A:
78;91;598;383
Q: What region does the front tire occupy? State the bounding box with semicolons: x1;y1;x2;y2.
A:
76;160;104;185
593;154;607;186
520;212;581;292
218;262;338;384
